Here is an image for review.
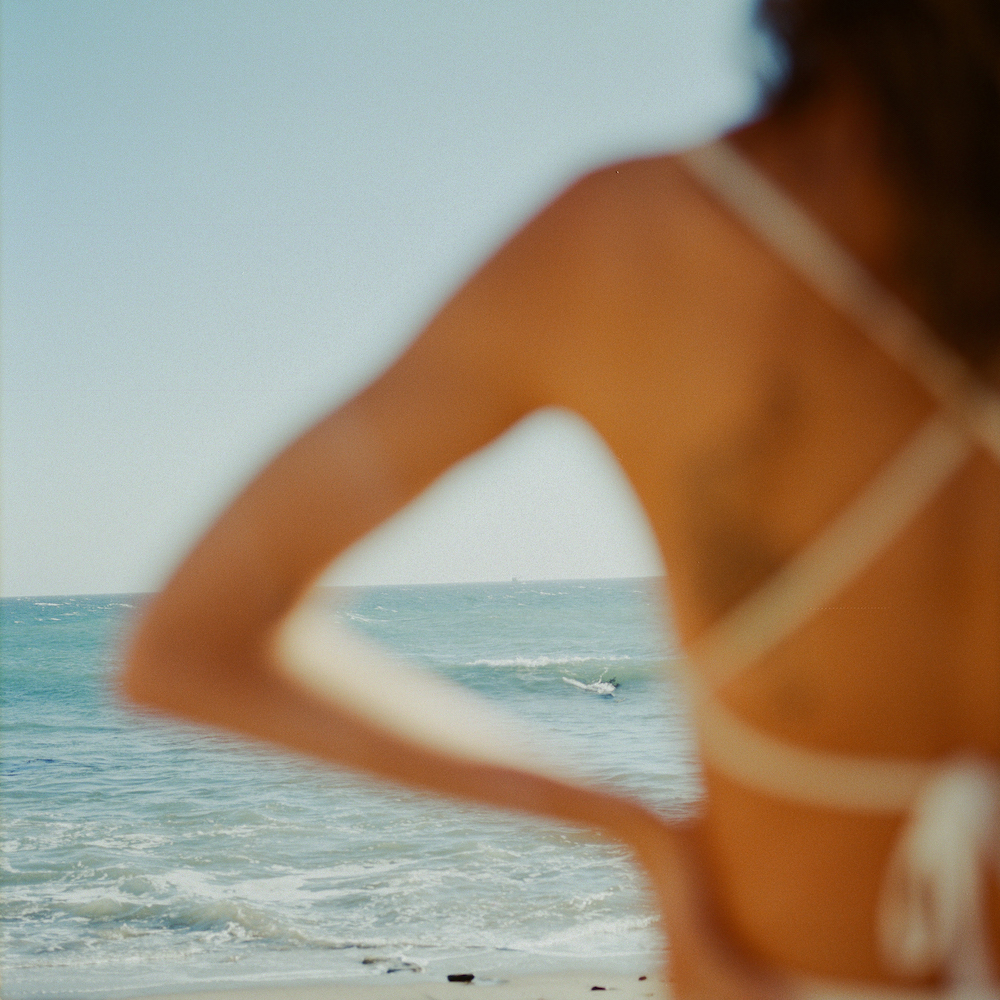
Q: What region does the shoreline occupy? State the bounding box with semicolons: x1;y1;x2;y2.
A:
119;974;667;1000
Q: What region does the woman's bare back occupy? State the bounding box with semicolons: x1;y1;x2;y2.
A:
542;97;1000;978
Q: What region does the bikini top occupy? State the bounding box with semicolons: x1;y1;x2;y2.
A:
676;141;1000;989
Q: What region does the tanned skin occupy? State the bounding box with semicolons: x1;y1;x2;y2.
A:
121;69;999;997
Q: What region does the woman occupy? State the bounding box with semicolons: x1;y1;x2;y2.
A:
121;1;1000;996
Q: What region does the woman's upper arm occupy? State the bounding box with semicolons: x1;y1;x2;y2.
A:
123;168;624;682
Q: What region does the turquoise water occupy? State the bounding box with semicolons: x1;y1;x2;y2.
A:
1;579;699;999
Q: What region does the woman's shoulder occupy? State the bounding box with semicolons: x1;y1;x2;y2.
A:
552;145;725;239
449;145;738;361
529;141;796;340
504;142;749;327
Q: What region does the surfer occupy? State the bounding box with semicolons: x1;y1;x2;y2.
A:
122;2;1000;996
562;675;618;696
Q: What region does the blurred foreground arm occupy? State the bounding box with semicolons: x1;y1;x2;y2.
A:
119;164;782;998
123;169;658;829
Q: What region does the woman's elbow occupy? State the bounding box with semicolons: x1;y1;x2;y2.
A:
118;599;275;732
118;612;191;715
118;600;223;716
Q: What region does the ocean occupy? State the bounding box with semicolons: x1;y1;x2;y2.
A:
1;579;700;1000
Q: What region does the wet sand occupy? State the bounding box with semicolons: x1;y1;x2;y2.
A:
127;972;667;1000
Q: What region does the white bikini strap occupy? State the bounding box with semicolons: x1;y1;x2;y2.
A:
879;760;1000;989
678;140;1000;991
692;688;1000;988
681;140;1000;461
688;413;971;691
687;671;936;814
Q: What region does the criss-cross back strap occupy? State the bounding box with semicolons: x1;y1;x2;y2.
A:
676;141;1000;991
686;413;971;690
681;141;1000;462
678;140;1000;692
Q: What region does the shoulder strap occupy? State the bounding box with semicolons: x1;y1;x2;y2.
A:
680;140;1000;461
677;139;1000;687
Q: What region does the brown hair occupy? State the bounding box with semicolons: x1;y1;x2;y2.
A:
759;0;1000;368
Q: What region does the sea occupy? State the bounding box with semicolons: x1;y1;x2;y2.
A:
1;578;701;1000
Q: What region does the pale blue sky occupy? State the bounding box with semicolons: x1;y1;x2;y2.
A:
2;1;764;598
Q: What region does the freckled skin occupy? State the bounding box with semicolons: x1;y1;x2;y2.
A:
120;73;999;997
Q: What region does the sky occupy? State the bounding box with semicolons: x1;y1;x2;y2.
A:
2;1;765;598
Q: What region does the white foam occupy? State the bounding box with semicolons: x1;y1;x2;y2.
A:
471;655;631;668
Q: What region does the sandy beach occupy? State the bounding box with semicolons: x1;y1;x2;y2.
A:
125;973;667;1000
